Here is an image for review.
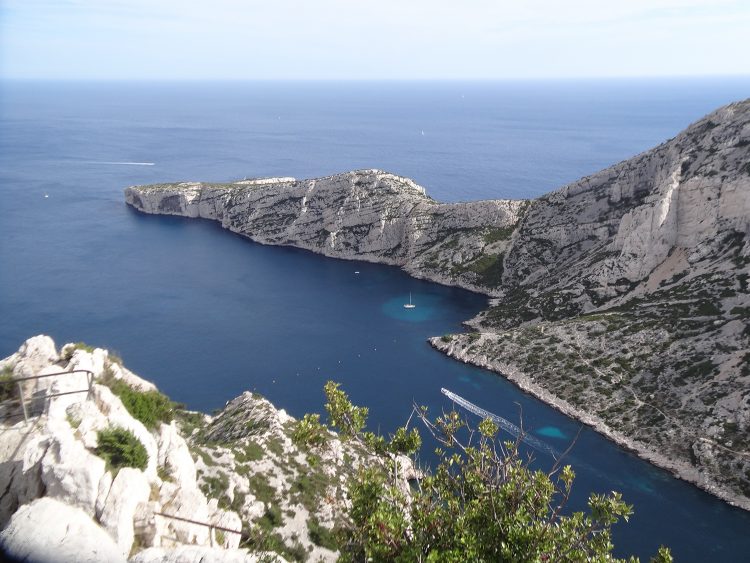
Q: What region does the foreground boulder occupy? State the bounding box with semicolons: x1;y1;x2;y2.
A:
0;497;125;563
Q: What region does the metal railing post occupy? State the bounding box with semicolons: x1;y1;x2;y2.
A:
17;382;28;423
0;370;95;423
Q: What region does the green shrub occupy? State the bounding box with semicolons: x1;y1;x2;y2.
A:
66;414;82;429
323;382;672;563
107;379;174;430
200;472;231;508
291;413;329;448
256;503;283;530
96;426;148;472
0;365;16;402
235;441;264;463
308;516;338;550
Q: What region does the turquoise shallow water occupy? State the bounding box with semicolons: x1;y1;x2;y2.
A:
1;79;750;560
535;426;569;440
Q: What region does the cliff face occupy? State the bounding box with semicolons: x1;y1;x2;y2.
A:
0;337;401;562
125;169;526;295
125;100;750;509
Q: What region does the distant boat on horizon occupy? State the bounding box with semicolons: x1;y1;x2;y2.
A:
404;292;416;309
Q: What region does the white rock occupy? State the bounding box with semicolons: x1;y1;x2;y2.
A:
66;347;107;379
0;429;48;527
108;361;158;392
157;422;197;486
0;497;125;563
208;504;243;549
45;365;95;419
158;482;210;546
0;335;59;379
98;467;151;557
41;427;106;516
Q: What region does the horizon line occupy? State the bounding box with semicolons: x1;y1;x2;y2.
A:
2;73;750;84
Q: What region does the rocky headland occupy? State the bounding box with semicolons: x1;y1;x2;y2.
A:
124;99;750;510
0;336;413;562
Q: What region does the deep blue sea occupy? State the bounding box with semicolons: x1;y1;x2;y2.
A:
1;79;749;560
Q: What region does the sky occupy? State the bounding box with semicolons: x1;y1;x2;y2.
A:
1;0;749;80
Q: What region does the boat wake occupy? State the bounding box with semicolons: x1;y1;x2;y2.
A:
440;388;561;459
84;161;155;166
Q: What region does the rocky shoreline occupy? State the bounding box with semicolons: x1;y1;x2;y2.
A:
429;335;750;512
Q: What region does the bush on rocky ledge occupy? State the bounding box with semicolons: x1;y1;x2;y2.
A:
105;377;175;430
95;426;148;472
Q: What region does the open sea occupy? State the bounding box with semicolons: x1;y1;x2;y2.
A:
1;78;749;560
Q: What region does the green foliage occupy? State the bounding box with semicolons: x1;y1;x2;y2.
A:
248;473;276;505
106;379;175;430
174;409;206;436
483;225;516;244
0;365;16;402
325;381;419;456
66;413;82;429
234;440;264;463
200;472;231;509
325;381;369;439
308;516;338;550
290;470;331;513
96;426;148;472
257;503;284;530
190;445;216;466
157;464;173;482
291;413;329;448
387;425;421;456
323;382;671;563
440;334;453;343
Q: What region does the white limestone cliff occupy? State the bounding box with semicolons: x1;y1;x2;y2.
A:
1;336;415;562
0;337;259;562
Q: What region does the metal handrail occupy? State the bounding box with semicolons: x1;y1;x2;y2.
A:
153;511;242;548
7;369;94;384
0;369;94;422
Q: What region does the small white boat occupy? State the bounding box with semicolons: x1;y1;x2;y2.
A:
404;292;416;309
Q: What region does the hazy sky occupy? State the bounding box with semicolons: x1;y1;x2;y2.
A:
1;0;748;80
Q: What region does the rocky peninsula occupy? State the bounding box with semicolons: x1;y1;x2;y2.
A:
0;336;415;562
125;99;750;511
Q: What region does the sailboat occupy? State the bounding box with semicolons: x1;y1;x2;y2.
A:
403;292;416;309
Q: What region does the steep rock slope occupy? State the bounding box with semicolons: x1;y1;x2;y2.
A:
125;100;750;508
0;337;406;562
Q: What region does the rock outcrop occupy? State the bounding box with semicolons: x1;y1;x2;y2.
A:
125;170;526;295
0;337;269;561
0;336;414;562
125;99;750;510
